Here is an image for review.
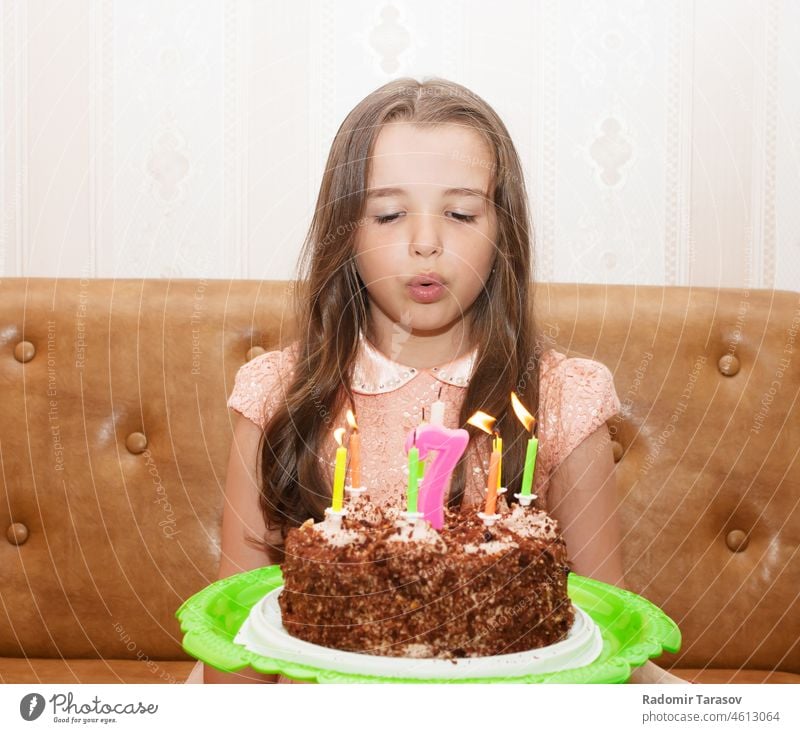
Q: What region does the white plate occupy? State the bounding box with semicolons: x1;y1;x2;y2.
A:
234;586;603;680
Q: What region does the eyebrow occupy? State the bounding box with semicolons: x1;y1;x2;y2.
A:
366;186;487;199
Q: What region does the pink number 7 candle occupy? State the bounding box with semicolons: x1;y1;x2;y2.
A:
403;424;468;529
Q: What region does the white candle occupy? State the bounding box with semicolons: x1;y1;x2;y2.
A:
430;399;445;425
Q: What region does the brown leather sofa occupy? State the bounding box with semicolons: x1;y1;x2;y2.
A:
1;278;798;684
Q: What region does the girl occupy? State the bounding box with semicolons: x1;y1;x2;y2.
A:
190;77;686;685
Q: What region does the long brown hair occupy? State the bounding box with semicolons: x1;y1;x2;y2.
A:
257;77;543;561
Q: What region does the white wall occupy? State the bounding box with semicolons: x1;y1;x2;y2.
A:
2;0;798;289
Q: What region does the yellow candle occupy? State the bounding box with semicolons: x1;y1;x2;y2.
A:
332;427;347;511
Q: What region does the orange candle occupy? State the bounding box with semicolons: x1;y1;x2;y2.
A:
467;410;503;516
349;431;361;489
494;434;503;491
485;442;501;515
346;409;361;489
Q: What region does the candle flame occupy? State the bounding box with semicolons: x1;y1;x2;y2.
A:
467;410;496;435
334;427;346;446
346;409;358;431
510;392;536;433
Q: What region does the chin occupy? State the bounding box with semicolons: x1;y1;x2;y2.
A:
404;310;459;335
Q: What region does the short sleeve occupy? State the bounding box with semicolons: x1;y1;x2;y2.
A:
542;355;621;468
227;347;295;430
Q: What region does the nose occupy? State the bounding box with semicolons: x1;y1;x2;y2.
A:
408;212;443;258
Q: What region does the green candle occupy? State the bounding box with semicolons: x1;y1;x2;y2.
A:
511;391;539;498
418;408;429;484
407;445;420;513
521;436;539;496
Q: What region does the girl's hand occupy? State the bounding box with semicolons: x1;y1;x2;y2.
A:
547;424;626;586
204;414;280;684
628;660;691;684
547;433;691;686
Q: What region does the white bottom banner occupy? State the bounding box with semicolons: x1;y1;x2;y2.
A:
0;683;797;732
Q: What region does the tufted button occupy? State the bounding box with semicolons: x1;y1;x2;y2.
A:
7;522;29;546
610;440;624;462
14;341;36;363
718;354;740;376
246;346;266;362
725;529;749;553
126;431;148;454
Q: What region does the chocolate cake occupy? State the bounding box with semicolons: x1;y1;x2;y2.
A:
278;494;575;659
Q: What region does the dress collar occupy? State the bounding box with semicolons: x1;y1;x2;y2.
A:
352;330;478;395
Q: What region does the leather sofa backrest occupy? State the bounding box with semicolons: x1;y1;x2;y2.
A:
1;278;797;672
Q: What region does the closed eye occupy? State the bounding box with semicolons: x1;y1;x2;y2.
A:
374;212;477;225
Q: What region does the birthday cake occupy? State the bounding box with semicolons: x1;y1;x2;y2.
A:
278;493;575;659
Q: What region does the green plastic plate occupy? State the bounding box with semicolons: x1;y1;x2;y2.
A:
176;565;680;683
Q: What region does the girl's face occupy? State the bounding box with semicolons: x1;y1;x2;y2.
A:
353;122;498;339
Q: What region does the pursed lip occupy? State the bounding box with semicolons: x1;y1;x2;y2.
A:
406;273;445;287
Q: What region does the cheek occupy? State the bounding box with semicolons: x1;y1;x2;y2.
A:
354;237;400;286
455;235;496;286
474;222;499;281
353;233;379;279
355;220;412;258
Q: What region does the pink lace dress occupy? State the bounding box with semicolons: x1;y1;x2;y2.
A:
225;332;620;509
184;332;620;683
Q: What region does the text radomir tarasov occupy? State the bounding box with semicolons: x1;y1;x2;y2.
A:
642;694;742;705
